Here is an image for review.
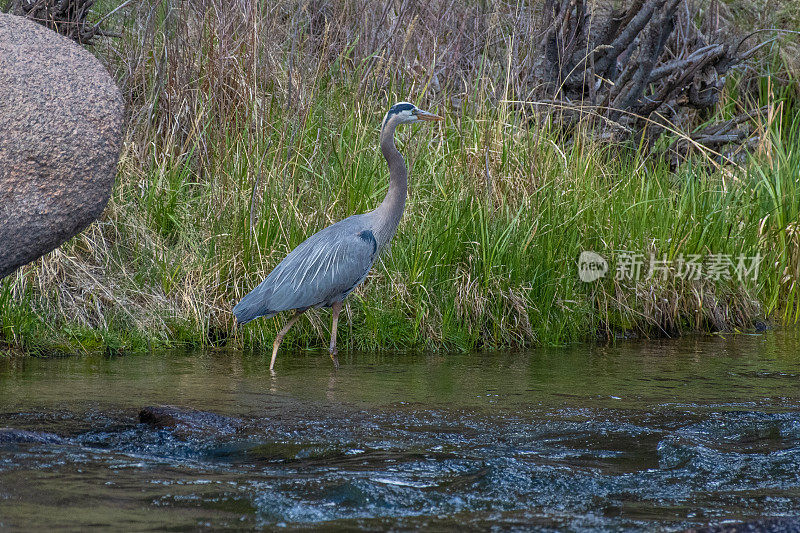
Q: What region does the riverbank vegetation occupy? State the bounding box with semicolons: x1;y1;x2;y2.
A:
1;0;799;356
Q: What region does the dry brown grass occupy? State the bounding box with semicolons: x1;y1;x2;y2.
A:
2;0;798;354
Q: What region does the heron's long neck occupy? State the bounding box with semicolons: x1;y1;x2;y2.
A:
374;118;407;247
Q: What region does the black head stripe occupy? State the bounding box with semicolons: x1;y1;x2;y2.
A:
389;102;415;114
383;102;415;127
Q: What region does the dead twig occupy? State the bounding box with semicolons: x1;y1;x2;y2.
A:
532;0;771;164
11;0;126;44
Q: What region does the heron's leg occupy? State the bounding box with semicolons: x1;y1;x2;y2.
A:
329;301;342;369
270;311;304;370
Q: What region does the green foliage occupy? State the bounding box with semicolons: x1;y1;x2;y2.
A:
2;0;800;356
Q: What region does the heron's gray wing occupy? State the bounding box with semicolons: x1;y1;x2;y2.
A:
233;217;378;324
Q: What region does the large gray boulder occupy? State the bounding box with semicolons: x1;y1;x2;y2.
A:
0;12;123;279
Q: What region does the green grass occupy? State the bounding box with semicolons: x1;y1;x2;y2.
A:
2;0;800;356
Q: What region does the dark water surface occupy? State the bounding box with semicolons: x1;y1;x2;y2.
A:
2;331;800;531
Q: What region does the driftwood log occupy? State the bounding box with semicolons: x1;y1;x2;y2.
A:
533;0;768;164
10;0;122;44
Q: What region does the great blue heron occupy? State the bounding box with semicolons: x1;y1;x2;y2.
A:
234;102;443;369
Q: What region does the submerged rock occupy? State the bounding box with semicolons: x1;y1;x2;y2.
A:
0;427;63;444
139;406;242;440
0;13;124;279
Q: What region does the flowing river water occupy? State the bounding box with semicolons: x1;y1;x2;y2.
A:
1;330;800;530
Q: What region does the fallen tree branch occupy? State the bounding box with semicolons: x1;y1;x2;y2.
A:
532;0;770;165
10;0;125;44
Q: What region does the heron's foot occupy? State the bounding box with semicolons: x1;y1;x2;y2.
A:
329;347;339;369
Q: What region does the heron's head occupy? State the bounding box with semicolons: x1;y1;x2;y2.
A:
382;102;443;129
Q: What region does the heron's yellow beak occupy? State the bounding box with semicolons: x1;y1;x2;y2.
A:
415;109;444;122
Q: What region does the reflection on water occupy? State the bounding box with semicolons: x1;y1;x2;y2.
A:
1;331;800;530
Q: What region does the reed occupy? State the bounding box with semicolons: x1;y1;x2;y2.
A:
1;0;798;355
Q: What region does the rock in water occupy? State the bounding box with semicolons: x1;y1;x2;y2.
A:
139;406;243;440
0;13;124;279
